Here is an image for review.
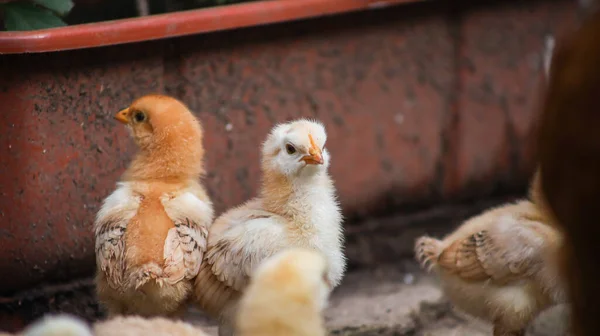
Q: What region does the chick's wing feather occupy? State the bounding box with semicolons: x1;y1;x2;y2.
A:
438;214;546;284
94;183;141;289
205;209;288;291
96;219;128;288
162;191;214;283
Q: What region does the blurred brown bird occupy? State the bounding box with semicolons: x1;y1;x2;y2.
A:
536;6;600;336
94;94;214;317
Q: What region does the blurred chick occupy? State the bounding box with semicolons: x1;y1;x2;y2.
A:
415;196;566;336
95;95;214;317
236;248;330;336
20;315;92;336
18;315;209;336
193;119;345;336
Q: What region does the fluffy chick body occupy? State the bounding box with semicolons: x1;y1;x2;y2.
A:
193;119;345;335
415;199;565;336
236;248;330;336
95;95;214;317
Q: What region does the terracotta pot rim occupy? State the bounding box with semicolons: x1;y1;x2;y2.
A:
0;0;420;54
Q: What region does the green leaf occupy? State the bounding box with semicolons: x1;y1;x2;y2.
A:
3;2;66;31
32;0;74;16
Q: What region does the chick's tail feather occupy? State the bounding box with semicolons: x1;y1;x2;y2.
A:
194;263;241;321
127;262;165;290
415;236;443;272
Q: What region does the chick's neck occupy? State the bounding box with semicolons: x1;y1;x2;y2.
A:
259;167;330;219
123;139;204;183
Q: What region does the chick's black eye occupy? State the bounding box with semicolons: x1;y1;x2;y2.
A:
134;111;146;123
285;144;296;155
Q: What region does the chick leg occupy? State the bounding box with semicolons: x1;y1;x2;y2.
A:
218;322;235;336
217;300;239;336
103;300;128;318
414;236;443;271
96;280;128;317
493;325;525;336
167;304;189;320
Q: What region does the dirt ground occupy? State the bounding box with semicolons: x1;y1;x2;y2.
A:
1;197;570;335
0;260;570;335
184;262;571;336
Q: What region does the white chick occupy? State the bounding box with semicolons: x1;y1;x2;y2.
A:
193;118;346;336
236;248;331;336
415;200;566;336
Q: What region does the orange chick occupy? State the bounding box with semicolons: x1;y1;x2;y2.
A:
193;119;345;336
94;94;214;317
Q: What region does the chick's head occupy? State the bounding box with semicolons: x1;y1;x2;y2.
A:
255;248;331;312
261;119;329;177
115;94;203;151
115;94;205;180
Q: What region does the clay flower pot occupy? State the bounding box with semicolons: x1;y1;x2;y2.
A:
0;0;412;53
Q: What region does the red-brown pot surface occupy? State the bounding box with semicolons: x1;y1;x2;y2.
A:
0;0;577;295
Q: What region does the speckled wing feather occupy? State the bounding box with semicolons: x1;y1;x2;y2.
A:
438;215;546;284
95;218;128;289
205;209;288;292
94;183;141;290
162;191;214;284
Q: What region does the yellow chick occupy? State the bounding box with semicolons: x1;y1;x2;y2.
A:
19;315;209;336
193;119;346;336
415;196;566;336
95;95;214;317
236;248;330;336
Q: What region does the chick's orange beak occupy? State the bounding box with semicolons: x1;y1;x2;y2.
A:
302;146;324;165
302;134;324;165
114;108;130;124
